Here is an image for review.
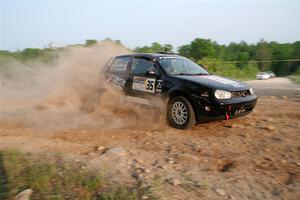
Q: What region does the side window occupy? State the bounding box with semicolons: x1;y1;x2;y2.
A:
108;57;130;73
130;58;155;75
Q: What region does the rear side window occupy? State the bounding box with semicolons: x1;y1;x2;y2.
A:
108;56;130;73
130;58;155;75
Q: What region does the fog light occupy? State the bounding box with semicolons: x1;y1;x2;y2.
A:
205;106;211;111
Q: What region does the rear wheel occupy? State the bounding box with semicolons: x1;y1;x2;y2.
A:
167;96;196;129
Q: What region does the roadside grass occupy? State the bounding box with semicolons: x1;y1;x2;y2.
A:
289;74;300;84
198;58;259;81
0;150;159;200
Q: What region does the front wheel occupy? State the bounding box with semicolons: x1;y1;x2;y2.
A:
167;96;196;129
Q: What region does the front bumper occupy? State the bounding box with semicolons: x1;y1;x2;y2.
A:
195;95;257;122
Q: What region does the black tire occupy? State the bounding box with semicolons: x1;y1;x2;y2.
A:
167;96;196;129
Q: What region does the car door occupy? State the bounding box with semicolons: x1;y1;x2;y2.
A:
105;56;131;89
126;56;161;100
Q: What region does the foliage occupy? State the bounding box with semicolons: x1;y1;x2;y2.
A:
0;38;127;71
177;44;191;58
134;38;299;78
289;68;300;84
198;58;259;80
189;38;217;60
134;43;173;53
1;38;299;80
255;39;272;71
85;39;98;46
0;48;58;65
177;38;300;77
0;150;159;200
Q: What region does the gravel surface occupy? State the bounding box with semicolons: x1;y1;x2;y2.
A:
246;77;300;101
0;78;299;200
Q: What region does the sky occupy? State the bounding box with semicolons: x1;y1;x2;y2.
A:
0;0;299;51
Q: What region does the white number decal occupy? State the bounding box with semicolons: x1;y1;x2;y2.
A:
132;76;156;93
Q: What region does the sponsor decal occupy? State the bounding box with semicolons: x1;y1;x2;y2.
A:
200;91;209;97
203;75;243;88
107;73;126;88
132;76;156;93
156;80;163;92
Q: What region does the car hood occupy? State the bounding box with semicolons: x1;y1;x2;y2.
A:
175;75;249;91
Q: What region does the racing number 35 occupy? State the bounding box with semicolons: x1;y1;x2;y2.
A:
145;79;155;93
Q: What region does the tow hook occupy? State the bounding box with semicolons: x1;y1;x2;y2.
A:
226;105;232;120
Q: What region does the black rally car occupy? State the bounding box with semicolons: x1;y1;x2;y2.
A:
104;53;257;129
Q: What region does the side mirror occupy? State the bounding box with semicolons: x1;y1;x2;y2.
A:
146;70;158;77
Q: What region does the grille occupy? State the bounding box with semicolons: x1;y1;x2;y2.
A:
230;102;255;116
231;90;251;98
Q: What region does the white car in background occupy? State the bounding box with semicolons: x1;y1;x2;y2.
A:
256;72;271;80
266;71;276;78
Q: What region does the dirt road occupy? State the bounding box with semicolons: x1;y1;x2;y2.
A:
0;78;299;200
246;77;300;101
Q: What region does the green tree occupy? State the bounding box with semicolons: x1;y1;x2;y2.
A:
85;39;97;46
151;42;163;52
178;44;191;58
189;38;217;60
134;42;173;53
22;48;44;60
236;52;250;68
291;41;300;73
255;39;271;71
268;41;294;75
163;44;173;52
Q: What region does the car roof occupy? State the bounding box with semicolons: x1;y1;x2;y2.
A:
115;53;183;59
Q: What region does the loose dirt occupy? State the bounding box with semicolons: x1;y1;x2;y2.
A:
0;41;299;199
0;77;299;200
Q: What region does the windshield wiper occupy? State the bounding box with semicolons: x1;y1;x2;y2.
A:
174;73;210;76
192;73;210;76
173;73;193;75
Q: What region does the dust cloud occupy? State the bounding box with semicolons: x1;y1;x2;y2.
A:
0;42;162;130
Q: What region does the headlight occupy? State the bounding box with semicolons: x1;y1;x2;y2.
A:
214;90;231;99
249;87;254;95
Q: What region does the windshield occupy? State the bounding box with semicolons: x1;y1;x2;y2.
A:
158;57;209;75
258;72;267;75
